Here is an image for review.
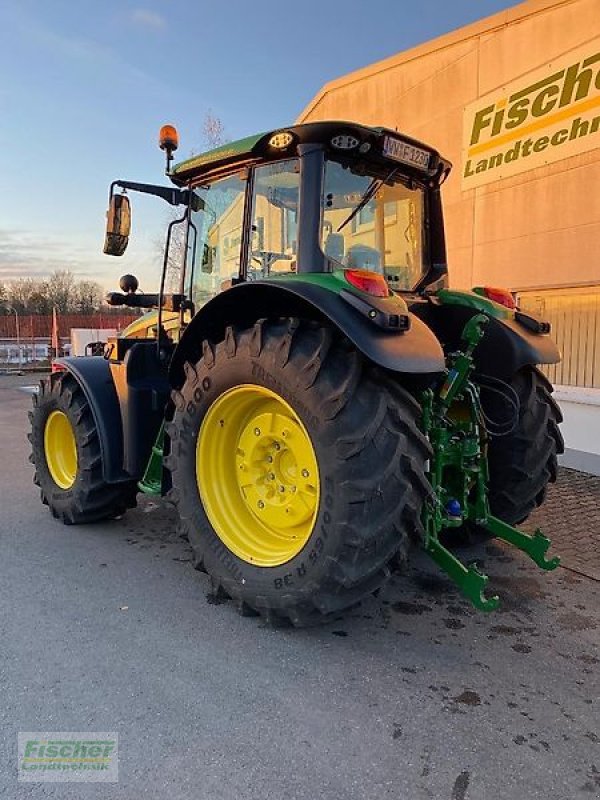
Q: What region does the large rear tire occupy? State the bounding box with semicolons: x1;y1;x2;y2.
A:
483;366;563;525
29;374;138;524
166;318;431;626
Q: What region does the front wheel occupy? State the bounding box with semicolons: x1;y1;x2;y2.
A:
167;318;431;626
29;374;138;524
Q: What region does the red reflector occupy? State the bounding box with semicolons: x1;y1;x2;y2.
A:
51;361;65;373
480;286;516;310
344;269;389;298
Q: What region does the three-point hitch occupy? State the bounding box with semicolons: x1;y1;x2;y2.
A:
421;314;560;611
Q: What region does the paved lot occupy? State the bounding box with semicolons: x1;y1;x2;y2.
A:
523;470;600;581
1;374;599;799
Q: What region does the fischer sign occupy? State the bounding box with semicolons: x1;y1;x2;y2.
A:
462;39;600;189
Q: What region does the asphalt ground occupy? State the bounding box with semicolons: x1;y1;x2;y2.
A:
1;373;599;799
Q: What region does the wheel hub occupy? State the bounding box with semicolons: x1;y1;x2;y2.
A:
44;410;78;490
236;412;317;529
196;385;320;567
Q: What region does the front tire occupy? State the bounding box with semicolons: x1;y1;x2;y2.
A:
29;374;138;524
167;318;431;626
483;366;564;525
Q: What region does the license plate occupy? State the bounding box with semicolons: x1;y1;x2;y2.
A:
382;136;431;170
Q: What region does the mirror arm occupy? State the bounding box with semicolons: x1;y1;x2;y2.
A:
109;180;200;209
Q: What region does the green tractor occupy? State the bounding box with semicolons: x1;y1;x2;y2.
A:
29;121;564;624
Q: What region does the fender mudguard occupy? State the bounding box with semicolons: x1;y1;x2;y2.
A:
53;356;129;483
170;279;445;388
411;299;561;382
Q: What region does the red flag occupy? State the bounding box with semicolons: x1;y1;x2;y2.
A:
51;307;60;357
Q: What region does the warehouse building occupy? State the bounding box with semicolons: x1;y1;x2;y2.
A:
299;0;600;473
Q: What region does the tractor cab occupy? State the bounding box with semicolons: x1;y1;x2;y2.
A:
103;122;451;330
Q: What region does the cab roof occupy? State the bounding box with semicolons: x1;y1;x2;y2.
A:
169;121;451;186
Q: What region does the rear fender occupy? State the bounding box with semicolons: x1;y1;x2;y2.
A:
412;292;560;381
169;279;445;388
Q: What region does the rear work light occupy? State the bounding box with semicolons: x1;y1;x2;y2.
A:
473;286;516;310
344;269;390;298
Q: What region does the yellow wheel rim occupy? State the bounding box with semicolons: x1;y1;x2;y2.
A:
196;385;320;567
44;410;78;490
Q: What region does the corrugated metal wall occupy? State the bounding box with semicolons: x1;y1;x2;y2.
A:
518;288;600;388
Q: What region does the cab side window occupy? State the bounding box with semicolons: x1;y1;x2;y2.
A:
247;160;300;279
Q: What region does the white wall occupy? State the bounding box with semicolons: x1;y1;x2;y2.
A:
554;386;600;475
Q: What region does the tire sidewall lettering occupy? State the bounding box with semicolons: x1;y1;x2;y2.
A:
251;360;320;433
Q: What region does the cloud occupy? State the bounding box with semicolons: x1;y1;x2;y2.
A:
0;229;107;282
130;8;166;30
0;228;159;291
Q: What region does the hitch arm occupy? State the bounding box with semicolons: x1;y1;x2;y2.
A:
485;515;560;570
425;537;500;611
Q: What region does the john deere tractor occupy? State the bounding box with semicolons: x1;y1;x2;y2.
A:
29;121;564;624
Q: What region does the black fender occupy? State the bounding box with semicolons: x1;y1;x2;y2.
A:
411;301;561;381
170;280;445;388
53;356;130;483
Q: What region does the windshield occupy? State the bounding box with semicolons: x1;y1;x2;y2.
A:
321;159;426;290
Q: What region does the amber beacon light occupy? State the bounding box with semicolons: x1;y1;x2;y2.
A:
159;124;179;171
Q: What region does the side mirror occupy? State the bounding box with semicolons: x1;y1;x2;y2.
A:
104;194;131;256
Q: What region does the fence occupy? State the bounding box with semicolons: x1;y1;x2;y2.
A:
0;313;139;369
0;313;138;339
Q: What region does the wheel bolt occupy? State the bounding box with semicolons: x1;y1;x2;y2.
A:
279;485;285;493
254;428;261;436
291;486;296;493
273;441;281;451
257;500;264;509
266;455;273;463
302;469;309;478
268;472;275;480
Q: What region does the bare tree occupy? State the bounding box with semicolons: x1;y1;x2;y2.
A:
74;279;103;313
5;278;38;312
202;110;227;150
26;289;52;316
47;270;76;314
2;271;104;314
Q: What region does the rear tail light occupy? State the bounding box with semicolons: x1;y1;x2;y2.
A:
51;361;65;373
344;269;390;298
473;286;516;310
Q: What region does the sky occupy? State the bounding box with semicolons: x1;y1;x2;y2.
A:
1;0;519;291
